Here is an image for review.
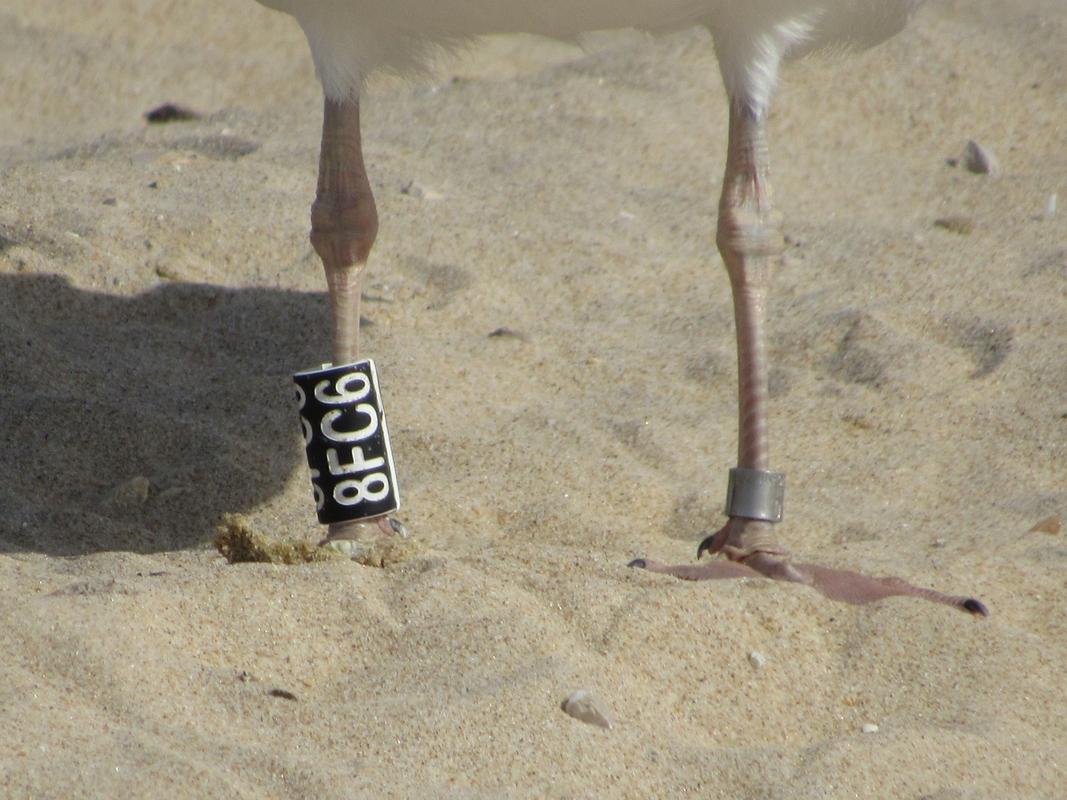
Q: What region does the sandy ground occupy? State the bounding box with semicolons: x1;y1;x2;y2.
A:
2;1;1066;797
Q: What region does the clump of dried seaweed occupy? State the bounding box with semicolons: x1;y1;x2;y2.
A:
215;513;341;565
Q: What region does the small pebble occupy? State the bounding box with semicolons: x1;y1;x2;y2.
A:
561;689;613;730
399;180;443;200
861;723;879;734
748;651;767;670
933;216;975;235
1028;515;1061;535
144;103;201;123
487;326;527;341
963;140;999;176
1046;193;1058;219
104;476;151;508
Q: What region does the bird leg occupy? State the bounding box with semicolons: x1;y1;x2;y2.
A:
630;100;987;616
706;99;788;563
309;95;409;560
311;97;377;366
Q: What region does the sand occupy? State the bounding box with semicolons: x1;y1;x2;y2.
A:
1;0;1065;797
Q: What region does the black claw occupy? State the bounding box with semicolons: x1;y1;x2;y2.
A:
696;535;715;560
627;558;648;569
962;598;990;617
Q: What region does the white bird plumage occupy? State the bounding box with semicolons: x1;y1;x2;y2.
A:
261;1;921;111
255;0;988;615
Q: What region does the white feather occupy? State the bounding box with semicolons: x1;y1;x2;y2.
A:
258;1;922;111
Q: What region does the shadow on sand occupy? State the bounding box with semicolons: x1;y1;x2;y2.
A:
0;274;333;556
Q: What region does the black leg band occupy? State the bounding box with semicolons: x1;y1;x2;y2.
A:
293;359;400;524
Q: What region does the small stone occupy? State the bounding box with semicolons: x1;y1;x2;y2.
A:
748;651;767;670
1046;194;1058;219
933;216;975;235
487;326;527;341
399;180;443;201
144;103;201;123
963;140;999;176
861;723;879;734
561;689;613;730
1028;515;1061;535
104;476;151;509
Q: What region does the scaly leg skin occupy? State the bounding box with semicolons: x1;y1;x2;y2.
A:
310;95;415;567
630;98;988;617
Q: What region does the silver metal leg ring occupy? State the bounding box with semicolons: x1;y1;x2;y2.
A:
725;467;785;523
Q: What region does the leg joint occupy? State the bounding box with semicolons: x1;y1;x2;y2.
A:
310;190;379;268
716;206;784;262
